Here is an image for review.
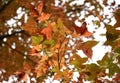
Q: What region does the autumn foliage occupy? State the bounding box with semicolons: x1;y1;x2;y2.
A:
22;1;120;82
1;0;120;83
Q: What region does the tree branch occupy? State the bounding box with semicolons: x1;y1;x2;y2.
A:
0;30;30;40
0;0;13;13
57;37;67;69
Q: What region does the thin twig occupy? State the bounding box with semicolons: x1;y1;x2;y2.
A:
0;30;30;40
57;36;68;69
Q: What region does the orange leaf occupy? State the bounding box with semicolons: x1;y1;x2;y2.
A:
40;55;48;62
37;2;43;15
38;13;50;22
82;31;92;37
29;45;42;57
54;73;61;80
74;22;92;37
77;41;98;58
82;46;92;58
15;71;27;82
23;62;31;72
33;44;42;51
30;10;38;17
34;68;43;77
41;23;53;40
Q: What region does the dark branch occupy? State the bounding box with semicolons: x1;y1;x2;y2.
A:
0;0;13;13
0;30;30;40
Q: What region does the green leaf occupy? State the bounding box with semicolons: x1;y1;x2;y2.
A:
43;39;55;47
108;63;120;77
85;63;100;80
114;47;120;54
104;24;120;46
97;53;110;69
70;54;88;69
31;35;43;45
106;32;118;41
86;63;100;74
116;10;120;16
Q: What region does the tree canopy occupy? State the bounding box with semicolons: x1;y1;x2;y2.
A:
0;0;120;82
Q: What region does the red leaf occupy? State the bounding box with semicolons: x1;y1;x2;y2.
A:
74;22;92;37
30;4;38;17
41;23;53;40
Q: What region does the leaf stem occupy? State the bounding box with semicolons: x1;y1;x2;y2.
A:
57;37;67;70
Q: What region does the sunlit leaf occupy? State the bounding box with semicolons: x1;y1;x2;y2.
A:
38;13;50;22
40;55;48;62
31;35;43;45
57;18;64;28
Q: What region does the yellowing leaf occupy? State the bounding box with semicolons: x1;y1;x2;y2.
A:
31;35;43;45
33;44;42;51
57;18;64;28
54;73;62;80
